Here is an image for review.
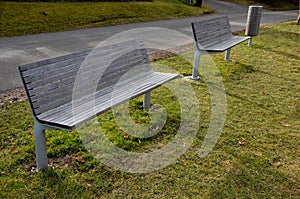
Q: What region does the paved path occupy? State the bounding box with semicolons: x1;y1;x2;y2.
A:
0;0;297;92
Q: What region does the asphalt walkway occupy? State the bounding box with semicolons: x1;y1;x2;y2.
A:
0;0;298;92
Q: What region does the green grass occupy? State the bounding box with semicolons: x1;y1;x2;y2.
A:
0;21;299;198
0;0;213;37
221;0;299;10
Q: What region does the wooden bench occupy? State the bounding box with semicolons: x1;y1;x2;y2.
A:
19;39;179;171
190;15;251;80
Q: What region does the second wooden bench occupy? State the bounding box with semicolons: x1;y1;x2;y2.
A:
191;15;250;80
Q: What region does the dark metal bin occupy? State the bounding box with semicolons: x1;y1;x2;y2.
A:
245;6;263;46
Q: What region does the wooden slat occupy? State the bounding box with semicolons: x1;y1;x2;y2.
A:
19;50;90;72
34;95;72;115
22;57;85;83
29;75;75;96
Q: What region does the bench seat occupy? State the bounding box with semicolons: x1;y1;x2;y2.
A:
38;72;178;130
203;36;250;52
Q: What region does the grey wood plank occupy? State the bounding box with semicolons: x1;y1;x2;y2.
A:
19;50;90;72
22;58;84;83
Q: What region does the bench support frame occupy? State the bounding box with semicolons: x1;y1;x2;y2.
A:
143;91;151;110
248;37;253;46
191;42;202;80
225;49;231;61
191;39;234;80
34;118;48;171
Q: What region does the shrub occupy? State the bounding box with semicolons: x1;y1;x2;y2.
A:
2;0;152;2
255;0;298;6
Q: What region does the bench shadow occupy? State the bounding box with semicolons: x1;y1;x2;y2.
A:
254;27;300;61
205;81;281;115
208;152;297;197
35;163;120;195
230;61;257;74
254;43;300;61
226;90;281;114
256;69;299;83
233;57;299;83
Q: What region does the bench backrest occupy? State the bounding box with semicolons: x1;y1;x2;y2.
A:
191;15;233;49
19;39;151;117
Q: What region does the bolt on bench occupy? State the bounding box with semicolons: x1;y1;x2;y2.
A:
191;15;251;80
19;39;179;171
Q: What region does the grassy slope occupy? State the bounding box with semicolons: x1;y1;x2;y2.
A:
221;0;299;10
0;1;213;37
0;21;299;198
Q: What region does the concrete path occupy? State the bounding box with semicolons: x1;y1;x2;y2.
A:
0;0;297;92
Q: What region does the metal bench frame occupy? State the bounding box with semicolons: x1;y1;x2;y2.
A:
191;15;251;80
19;39;179;170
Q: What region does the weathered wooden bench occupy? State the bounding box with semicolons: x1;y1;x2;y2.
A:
19;39;179;171
190;15;251;79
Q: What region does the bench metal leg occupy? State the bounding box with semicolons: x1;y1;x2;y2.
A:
34;118;48;171
248;37;253;46
143;91;151;110
225;49;231;61
191;49;201;80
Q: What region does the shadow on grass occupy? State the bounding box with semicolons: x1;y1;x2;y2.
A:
34;165;119;197
231;61;257;74
254;27;300;61
255;69;299;83
253;43;300;61
225;90;280;113
217;60;257;81
209;153;298;198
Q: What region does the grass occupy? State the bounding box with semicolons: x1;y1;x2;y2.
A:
0;0;213;37
221;0;299;10
0;21;300;198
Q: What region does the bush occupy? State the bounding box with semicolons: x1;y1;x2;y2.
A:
2;0;151;2
230;0;299;10
255;0;298;6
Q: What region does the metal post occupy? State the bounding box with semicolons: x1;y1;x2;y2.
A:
34;118;48;171
191;43;201;80
143;91;151;110
225;49;231;61
248;37;253;46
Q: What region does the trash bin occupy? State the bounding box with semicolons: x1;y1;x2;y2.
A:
245;6;263;46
